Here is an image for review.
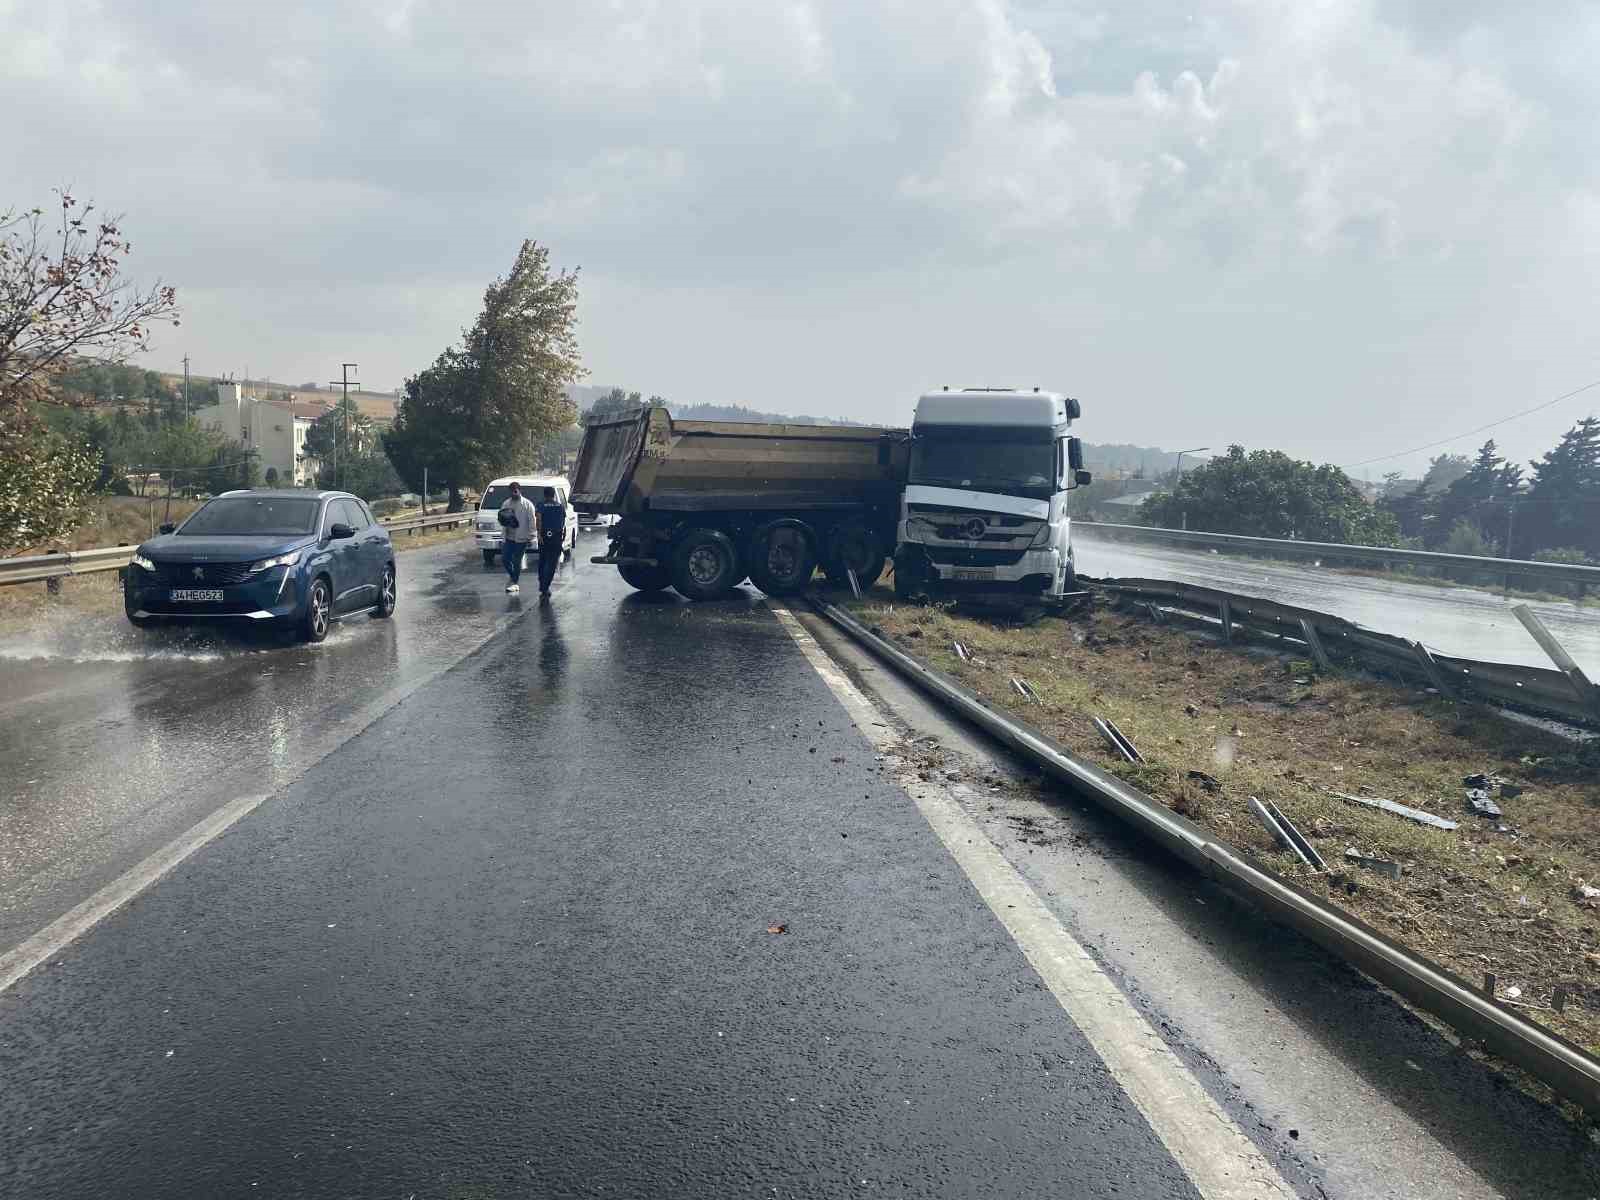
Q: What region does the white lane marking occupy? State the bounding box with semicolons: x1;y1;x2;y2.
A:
0;792;269;994
1;583;533;996
769;604;1295;1200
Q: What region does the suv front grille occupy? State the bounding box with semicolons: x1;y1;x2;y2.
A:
153;561;256;587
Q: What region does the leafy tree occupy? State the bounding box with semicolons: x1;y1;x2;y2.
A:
264;466;279;486
1522;416;1600;560
1420;453;1471;493
302;396;372;482
1442;519;1495;557
384;241;583;510
1136;445;1399;544
0;409;100;551
1425;440;1521;551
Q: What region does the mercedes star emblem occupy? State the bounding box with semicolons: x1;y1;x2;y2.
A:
961;517;987;540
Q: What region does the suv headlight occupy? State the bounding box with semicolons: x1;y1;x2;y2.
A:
248;549;303;573
130;553;156;572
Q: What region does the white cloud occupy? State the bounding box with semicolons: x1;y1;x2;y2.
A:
2;0;1596;466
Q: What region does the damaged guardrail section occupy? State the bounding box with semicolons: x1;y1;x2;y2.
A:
1076;521;1600;596
1097;576;1600;730
809;597;1600;1117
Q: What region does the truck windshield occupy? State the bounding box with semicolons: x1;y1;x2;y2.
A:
178;497;320;536
910;436;1055;495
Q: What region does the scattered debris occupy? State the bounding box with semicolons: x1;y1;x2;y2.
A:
1505;985;1523;1000
1571;883;1600;908
766;923;788;935
1554;987;1569;1014
1184;703;1200;717
952;641;971;662
1249;798;1325;870
1466;791;1503;819
1010;677;1041;704
1344;848;1402;880
1330;792;1459;832
1185;770;1222;794
1483;971;1497;998
1092;716;1144;764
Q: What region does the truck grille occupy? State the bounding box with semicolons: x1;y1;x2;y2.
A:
153;561;256;587
926;547;1029;567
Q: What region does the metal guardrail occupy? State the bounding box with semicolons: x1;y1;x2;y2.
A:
1096;576;1600;728
809;597;1600;1117
1077;521;1600;593
0;512;475;588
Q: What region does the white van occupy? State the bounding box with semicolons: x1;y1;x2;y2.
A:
475;474;578;567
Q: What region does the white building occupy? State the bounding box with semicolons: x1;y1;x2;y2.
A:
195;381;318;487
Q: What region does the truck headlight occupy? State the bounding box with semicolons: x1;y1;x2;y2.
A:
130;553;156;572
248;550;303;573
1030;523;1052;547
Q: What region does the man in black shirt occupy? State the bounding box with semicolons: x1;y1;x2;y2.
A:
534;486;567;599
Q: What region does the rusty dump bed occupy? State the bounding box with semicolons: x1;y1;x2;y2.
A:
571;407;909;516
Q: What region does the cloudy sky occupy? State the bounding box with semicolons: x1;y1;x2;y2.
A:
6;0;1598;473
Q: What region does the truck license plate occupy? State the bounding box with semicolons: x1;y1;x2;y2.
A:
170;588;224;602
951;568;996;581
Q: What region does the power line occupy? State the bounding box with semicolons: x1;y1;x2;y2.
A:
1343;376;1600;470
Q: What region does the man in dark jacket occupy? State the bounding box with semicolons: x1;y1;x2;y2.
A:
534;486;567;598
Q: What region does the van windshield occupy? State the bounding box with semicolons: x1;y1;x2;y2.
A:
482;484;562;508
910;435;1055;496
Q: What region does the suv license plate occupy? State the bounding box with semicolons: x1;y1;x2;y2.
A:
170;588;224;602
951;568;996;581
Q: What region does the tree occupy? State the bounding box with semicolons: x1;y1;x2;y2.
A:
1522;416;1600;560
1;191;179;414
1420;453;1471;493
384;241;583;510
1137;445;1400;544
302;396;372;479
0;408;100;551
264;466;279;486
1425;440;1522;551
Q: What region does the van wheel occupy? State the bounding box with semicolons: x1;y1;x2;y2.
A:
672;528;742;601
482;549;497;568
618;561;672;593
748;521;817;597
823;521;886;591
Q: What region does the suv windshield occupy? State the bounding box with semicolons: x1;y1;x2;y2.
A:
178;496;320;537
910;437;1054;495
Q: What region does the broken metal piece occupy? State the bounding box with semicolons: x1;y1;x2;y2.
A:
1344;847;1402;880
1553;987;1569;1014
1186;770;1222;794
1092;716;1144;764
1010;677;1041;704
1330;791;1459;832
845;566;862;601
1484;972;1497;999
1466;791;1503;819
1249;797;1324;871
952;641;971;662
1298;617;1333;672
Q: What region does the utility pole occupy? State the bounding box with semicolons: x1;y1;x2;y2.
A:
182;354;191;421
329;363;359;489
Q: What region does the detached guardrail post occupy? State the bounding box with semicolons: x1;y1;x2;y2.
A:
1512;604;1600;722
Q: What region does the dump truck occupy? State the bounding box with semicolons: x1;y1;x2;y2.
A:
572;405;910;601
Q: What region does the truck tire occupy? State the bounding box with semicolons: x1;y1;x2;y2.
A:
618;561;672;593
823;521;886;591
671;528;742;601
747;520;817;598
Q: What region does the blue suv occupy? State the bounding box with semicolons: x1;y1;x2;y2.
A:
124;490;396;642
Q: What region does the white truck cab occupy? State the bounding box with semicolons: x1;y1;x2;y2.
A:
894;388;1090;603
474;474;578;567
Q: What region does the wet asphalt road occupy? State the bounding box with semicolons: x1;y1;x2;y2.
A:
1076;529;1600;673
0;537;1198;1198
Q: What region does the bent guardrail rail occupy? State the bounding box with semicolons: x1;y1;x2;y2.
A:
1095;575;1600;728
0;512;475;588
809;597;1600;1117
1076;521;1600;594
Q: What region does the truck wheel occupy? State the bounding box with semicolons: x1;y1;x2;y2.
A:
748;520;817;597
672;528;742;601
823;521;886;591
618;561;672;593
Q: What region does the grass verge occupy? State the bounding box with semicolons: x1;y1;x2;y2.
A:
845;588;1600;1068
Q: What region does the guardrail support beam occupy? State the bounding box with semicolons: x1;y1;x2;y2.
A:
1512;605;1600;721
1298;618;1332;672
1218;596;1233;643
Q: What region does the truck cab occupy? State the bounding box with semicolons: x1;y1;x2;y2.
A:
894;388;1090;602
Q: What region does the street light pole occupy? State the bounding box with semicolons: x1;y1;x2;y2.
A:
1171;446;1209;532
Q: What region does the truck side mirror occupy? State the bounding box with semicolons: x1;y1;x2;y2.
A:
1075;470;1093;487
1067;438;1085;472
